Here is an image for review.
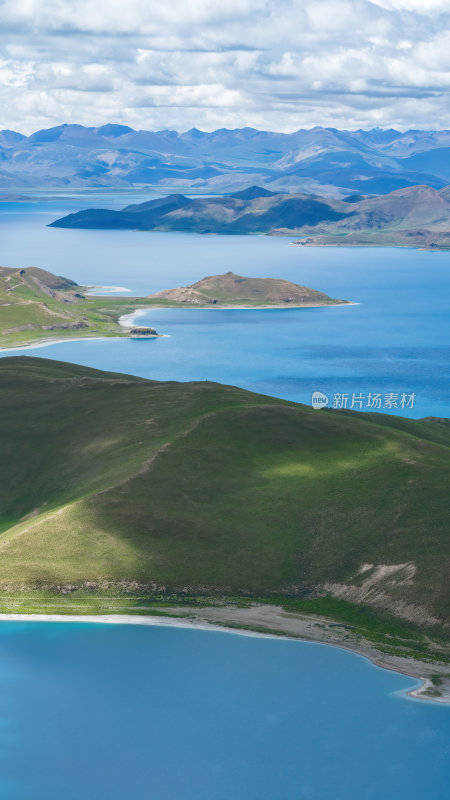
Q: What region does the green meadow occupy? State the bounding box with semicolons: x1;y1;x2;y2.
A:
0;355;448;660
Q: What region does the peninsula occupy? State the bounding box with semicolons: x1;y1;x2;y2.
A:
0;266;348;349
0;357;448;700
0;266;152;349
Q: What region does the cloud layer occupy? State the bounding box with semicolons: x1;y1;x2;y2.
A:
0;0;449;133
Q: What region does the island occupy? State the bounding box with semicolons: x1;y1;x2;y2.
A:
49;184;450;249
0;356;448;702
0;266;348;349
129;326;160;338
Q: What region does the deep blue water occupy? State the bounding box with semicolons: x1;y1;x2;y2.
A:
0;195;449;417
0;621;449;800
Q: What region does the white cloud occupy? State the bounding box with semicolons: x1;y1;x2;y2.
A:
0;0;449;132
370;0;449;12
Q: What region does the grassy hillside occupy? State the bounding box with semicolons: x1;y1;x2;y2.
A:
49;184;450;248
0;357;448;647
0;266;151;348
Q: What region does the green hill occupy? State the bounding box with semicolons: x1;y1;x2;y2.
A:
0;357;448;654
0;266;82;336
0;266;151;348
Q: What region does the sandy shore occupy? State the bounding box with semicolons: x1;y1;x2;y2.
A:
0;309;149;351
118;309;150;327
130;302;358;310
0;335;111;352
0;309;151;351
1;606;448;705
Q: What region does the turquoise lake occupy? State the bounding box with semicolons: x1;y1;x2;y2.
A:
0;195;449;798
0;194;449;417
0;622;449;800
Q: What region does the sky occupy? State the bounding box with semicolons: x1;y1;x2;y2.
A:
0;0;449;134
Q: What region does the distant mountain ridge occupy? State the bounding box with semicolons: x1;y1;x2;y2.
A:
50;184;450;248
2;124;450;195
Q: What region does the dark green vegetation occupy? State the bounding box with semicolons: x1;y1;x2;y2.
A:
146;271;347;307
49;184;450;248
0;357;448;656
0;266;151;348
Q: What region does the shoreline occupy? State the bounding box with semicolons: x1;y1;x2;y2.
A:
288;240;450;251
0;609;447;705
0;334;112;353
119;301;358;315
0;301;354;353
118;308;150;327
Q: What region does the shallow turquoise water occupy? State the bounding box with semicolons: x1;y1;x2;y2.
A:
0;622;449;800
1;196;449;417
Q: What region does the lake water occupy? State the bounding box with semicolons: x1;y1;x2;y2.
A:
0;621;449;800
0;194;449;418
0;195;449;798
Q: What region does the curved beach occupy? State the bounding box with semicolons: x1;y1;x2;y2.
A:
0;607;448;705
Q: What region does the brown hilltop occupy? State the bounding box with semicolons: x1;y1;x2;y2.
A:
147;272;348;307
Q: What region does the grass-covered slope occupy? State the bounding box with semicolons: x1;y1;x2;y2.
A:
0;266;151;349
0;357;448;636
0;266;81;336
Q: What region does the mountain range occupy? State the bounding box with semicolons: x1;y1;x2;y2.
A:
3;124;450;195
50;184;450;248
